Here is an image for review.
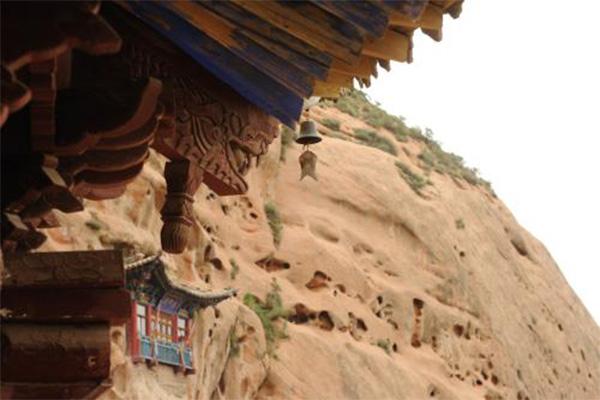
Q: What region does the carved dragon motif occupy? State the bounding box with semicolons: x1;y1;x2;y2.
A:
111;26;279;195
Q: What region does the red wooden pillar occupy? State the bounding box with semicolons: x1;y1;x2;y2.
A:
171;314;178;342
129;300;139;358
145;305;153;337
185;318;190;343
146;305;155;360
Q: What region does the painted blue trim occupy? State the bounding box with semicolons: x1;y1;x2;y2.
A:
137;334;193;369
161;1;314;98
124;1;303;126
309;0;389;38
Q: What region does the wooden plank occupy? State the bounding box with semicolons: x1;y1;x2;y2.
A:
310;0;389;39
313;81;343;98
1;322;111;383
159;2;314;98
201;1;331;68
2;250;124;289
237;28;327;80
1;380;112;399
323;71;354;87
446;0;464;18
330;56;378;79
232;0;363;64
389;3;444;30
363;29;411;62
117;1;303;126
379;0;429;19
1;288;131;324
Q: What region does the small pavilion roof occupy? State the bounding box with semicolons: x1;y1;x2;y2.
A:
125;254;237;308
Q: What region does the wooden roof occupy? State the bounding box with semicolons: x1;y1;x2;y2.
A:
117;0;464;126
125;254;238;307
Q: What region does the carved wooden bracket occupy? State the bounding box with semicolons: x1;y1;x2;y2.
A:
103;5;280;253
1;3;280;254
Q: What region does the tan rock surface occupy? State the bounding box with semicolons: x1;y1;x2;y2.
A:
40;104;600;400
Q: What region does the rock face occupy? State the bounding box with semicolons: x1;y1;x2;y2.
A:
40;103;599;400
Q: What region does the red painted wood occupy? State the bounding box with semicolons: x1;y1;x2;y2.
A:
171;313;178;342
185;318;191;343
2;249;124;289
1;322;110;383
1;288;131;324
129;300;139;358
1;379;112;400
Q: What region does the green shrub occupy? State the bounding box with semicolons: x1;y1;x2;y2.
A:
321;118;341;131
375;338;392;355
264;202;283;247
331;89;494;194
280;125;296;162
395;161;430;195
418;139;492;191
455;218;465;230
85;212;104;231
228;329;241;357
353;128;397;155
230;258;240;280
243;280;290;356
85;220;102;231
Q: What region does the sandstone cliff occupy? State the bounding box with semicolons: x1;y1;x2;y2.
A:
40;94;600;400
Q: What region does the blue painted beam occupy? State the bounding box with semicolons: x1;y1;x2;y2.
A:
309;0;389;39
159;2;315;98
122;1;303;127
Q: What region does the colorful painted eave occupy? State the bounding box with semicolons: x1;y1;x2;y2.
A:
118;0;464;127
126;255;238;307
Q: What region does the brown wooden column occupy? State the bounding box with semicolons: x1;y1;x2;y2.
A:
128;300;139;360
160;160;204;253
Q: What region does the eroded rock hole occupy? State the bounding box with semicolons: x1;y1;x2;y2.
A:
305;270;331;290
255;256;291;272
511;237;528;256
453;324;464;337
210;258;223;270
411;335;421;348
335;284;346;294
289;303;312;324
356;318;367;331
413;298;425;318
318;311;334;331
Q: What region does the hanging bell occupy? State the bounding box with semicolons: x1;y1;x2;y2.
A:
295;120;322;145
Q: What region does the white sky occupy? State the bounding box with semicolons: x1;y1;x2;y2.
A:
365;0;600;325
